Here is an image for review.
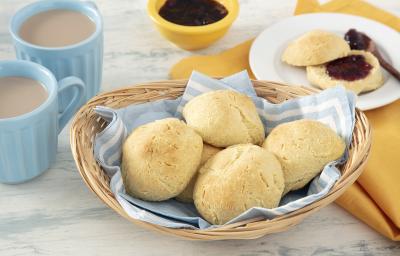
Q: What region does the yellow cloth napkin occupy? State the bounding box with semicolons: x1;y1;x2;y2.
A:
170;0;400;241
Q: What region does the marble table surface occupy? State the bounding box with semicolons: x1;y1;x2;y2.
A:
0;0;399;255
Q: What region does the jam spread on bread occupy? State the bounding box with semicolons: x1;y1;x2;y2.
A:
159;0;228;26
326;55;373;81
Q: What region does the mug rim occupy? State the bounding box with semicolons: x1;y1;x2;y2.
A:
0;60;58;123
9;0;103;51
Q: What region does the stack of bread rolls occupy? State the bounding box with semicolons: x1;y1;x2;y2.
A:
122;90;345;225
282;30;384;95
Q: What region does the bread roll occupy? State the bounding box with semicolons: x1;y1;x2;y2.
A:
263;119;345;194
307;50;384;94
183;90;265;147
282;30;350;66
176;144;222;203
194;144;284;225
122;118;203;201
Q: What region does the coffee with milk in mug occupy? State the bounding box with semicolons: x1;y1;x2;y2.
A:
10;1;103;105
19;9;96;47
0;76;48;118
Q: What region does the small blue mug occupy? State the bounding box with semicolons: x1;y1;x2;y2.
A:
0;60;84;184
9;0;103;109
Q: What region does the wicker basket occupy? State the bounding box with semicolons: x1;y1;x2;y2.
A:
70;80;371;241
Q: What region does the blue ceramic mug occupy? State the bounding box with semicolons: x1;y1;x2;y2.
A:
9;0;103;110
0;60;84;184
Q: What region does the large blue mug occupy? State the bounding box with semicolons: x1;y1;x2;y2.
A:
9;0;103;109
0;60;84;184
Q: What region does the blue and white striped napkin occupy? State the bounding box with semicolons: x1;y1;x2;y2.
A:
93;70;356;229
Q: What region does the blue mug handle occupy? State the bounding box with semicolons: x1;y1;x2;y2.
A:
57;77;85;133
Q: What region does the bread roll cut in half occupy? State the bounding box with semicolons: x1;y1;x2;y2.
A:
307;50;384;95
183;90;265;147
194;144;284;225
282;30;350;66
176;143;222;203
121;118;203;201
263;119;346;194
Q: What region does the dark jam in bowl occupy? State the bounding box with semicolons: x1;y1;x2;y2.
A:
158;0;228;26
326;55;373;81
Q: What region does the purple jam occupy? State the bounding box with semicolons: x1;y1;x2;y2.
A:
326;55;372;81
344;29;370;50
158;0;228;26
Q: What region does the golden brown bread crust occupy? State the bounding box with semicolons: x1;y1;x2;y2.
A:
193;144;284;225
263;119;345;194
183;90;265;147
282;30;350;66
176;143;222;203
121;118;203;201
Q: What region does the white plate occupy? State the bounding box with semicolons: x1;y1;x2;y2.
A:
249;13;400;110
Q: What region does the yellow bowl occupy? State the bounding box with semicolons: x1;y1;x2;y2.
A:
147;0;239;50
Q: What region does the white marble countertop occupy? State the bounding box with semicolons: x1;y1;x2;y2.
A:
1;0;399;255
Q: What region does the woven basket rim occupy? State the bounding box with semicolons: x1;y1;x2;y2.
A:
70;79;371;240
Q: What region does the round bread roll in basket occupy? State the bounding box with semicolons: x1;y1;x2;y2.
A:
70;79;371;241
